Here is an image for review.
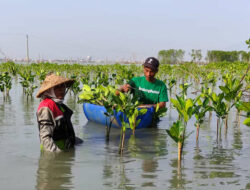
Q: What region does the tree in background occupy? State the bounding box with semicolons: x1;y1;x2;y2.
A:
206;50;240;63
239;51;250;63
246;38;250;48
189;49;202;64
158;49;185;64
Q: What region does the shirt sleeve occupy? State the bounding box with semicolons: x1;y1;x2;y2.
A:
128;78;136;88
159;83;169;102
37;107;62;152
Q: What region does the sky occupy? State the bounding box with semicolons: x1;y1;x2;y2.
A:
0;0;249;61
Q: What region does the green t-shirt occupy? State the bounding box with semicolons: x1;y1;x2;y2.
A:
128;76;168;104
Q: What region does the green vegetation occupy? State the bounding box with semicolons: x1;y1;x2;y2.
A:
158;49;250;64
0;60;249;157
78;84;147;154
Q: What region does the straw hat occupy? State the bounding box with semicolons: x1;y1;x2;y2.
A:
36;74;74;98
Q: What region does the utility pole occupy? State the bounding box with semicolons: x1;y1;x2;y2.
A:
26;34;29;64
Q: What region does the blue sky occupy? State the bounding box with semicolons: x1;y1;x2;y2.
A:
0;0;249;61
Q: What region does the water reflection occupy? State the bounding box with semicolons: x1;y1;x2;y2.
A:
169;159;188;189
21;94;35;125
232;124;243;151
101;128;168;189
0;95;14;127
66;94;80;126
128;130;167;187
36;150;75;190
191;143;240;187
141;159;158;188
127;129;168;158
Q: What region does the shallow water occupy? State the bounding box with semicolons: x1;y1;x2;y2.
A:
0;82;250;190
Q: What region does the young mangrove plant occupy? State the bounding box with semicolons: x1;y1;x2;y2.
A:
36;69;47;83
236;102;250;127
0;72;12;99
167;78;177;108
179;83;192;100
166;120;191;162
193;95;211;144
78;84;147;154
219;74;243;129
19;70;38;97
152;103;168;125
115;92;147;154
78;84;118;141
70;74;82;98
168;95;195;161
207;92;228;140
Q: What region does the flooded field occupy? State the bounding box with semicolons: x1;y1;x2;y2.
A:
0;82;250;190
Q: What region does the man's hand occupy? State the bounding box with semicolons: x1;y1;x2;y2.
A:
138;102;166;109
138;104;154;108
120;84;131;93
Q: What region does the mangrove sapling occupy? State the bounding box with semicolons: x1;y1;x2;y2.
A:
78;84;147;153
79;74;90;86
168;78;177;108
115;92;147;154
19;70;38;98
70;74;81;98
95;72;110;87
3;62;18;76
193;96;211;144
78;84;118;140
169;95;195;160
201;87;213;120
236;102;250;127
0;74;4;97
0;72;12;99
36;69;47;83
166;120;192;162
153;103;168;124
179;83;192;100
207;92;228;141
219;74;243;130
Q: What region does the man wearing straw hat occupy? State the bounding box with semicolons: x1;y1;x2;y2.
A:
36;73;77;152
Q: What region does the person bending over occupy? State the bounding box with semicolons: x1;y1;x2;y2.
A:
120;57;168;109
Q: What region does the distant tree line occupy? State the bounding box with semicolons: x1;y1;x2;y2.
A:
158;49;250;64
206;50;250;63
158;49;185;64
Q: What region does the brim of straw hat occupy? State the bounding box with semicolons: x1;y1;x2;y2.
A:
36;74;75;98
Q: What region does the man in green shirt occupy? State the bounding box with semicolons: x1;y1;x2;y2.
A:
120;57;168;109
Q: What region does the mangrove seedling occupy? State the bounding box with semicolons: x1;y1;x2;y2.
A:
236;102;250;127
169;95;195;159
179;83;192;100
70;74;82;98
19;70;38;97
168;78;177;108
0;72;12;98
207;92;228;140
219;74;243;129
193;96;211;144
166;120;192;162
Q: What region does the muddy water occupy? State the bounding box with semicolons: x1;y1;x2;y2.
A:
0;82;250;189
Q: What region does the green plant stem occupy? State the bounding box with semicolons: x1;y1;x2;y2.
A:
217;118;219;141
196;123;200;144
225;115;228;131
119;129;125;156
178;141;182;161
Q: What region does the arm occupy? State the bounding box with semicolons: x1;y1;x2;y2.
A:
120;84;132;93
115;83;132;96
138;101;166;109
37;107;61;152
